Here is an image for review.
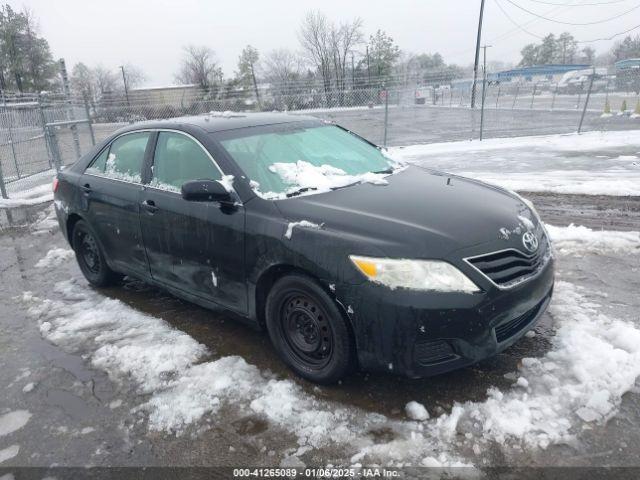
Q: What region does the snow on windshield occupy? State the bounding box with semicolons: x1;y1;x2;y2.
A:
262;160;392;199
219;124;405;200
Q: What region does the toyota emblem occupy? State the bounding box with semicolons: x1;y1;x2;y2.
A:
522;231;539;253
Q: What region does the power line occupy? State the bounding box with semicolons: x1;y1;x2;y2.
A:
494;0;545;39
488;1;574;42
577;22;640;42
525;0;629;5
497;0;640;44
503;0;640;25
417;0;573;68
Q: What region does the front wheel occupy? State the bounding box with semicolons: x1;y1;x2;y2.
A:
72;220;121;287
265;274;354;384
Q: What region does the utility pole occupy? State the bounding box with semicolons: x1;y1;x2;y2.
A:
578;67;595;134
366;45;371;88
59;58;81;160
470;0;486;109
479;45;492;141
351;52;355;89
249;61;261;110
119;65;130;106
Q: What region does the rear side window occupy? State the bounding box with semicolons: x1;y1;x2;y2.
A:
151;132;221;192
105;132;151;183
86;132;150;182
86;147;109;175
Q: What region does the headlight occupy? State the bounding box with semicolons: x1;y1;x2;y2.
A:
349;255;480;293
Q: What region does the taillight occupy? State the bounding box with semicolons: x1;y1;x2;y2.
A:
53;177;59;193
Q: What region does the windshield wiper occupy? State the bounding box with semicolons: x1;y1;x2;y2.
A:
286;187;318;198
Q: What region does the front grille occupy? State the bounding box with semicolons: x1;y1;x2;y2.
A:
414;340;457;365
465;238;550;288
494;299;544;343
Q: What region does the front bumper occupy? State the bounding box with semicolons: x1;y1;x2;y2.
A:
339;257;555;378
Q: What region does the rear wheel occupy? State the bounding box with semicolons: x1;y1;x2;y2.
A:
265;274;354;384
72;220;121;287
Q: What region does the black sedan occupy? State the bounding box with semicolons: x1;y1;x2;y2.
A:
53;113;554;383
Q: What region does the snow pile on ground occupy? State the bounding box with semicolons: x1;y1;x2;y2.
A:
23;224;640;465
34;248;74;268
456;170;640;196
32;205;59;233
546;224;640;256
427;281;640;448
0;410;29;466
261;160;390;199
405;401;429;421
0;445;20;464
20;278;400;452
388;130;640;196
0;410;31;437
354;280;640;463
389;130;640;157
0;183;53;208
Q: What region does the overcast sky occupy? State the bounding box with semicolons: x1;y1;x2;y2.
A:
10;0;640;87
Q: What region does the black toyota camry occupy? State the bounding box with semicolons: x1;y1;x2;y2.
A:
53;113;554;384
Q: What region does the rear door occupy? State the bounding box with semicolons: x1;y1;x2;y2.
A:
139;130;247;313
80;131;152;277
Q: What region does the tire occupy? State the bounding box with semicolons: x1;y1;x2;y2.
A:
71;220;121;287
265;274;354;384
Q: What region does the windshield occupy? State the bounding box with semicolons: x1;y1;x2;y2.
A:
218;123;392;198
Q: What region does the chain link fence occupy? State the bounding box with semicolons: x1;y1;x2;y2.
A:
1;66;639;202
0;100;100;201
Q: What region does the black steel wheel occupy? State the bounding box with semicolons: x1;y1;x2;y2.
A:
281;293;333;368
72;220;121;287
266;274;354;383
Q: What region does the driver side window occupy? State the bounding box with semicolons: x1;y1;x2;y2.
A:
151;132;221;192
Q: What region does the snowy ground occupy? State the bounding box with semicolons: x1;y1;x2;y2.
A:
1;131;640;472
389;130;640;197
1;196;639;471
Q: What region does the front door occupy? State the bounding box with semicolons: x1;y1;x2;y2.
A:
139;131;246;313
80;131;152;277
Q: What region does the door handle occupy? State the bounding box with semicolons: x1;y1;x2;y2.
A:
81;183;91;194
141;199;158;214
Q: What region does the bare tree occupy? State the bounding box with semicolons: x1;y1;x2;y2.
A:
122;63;146;89
93;65;118;95
70;62;95;107
330;17;363;92
175;45;222;93
263;48;304;109
299;11;332;94
298;11;363;100
394;52;419;88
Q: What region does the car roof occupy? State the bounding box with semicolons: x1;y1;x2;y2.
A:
122;112;322;134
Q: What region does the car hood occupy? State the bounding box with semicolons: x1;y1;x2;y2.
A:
274;166;538;258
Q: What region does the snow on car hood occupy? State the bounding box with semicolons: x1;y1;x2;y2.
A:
251;160;400;199
275;166;539;257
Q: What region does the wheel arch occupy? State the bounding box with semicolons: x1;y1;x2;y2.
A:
66;213;84;245
254;265;355;339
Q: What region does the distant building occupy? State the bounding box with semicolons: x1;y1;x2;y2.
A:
488;64;591;84
614;58;640;71
614;58;640;93
128;84;205;107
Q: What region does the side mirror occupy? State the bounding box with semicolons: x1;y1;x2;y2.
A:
181;180;232;203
